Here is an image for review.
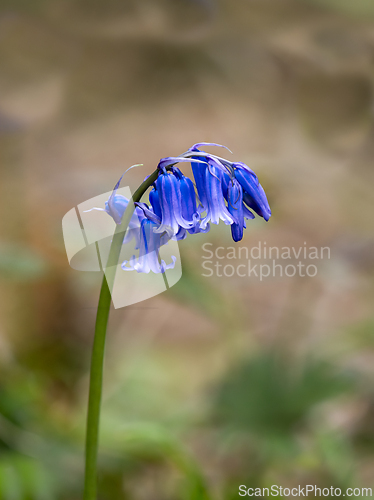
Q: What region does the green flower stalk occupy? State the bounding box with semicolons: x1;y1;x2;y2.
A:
83;170;159;500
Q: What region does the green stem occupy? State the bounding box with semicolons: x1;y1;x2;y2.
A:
83;169;159;500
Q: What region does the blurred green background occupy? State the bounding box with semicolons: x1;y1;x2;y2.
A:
1;0;374;498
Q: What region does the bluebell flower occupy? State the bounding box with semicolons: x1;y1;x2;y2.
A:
149;186;162;219
102;142;271;273
153;168;195;237
232;162;271;221
199;158;234;230
171;167;199;224
153;157;208;235
227;178;245;242
220;168;255;222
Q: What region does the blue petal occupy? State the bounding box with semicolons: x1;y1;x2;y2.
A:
221;170;231;199
227;178;244;242
121;219;176;274
149;188;162;219
191;159;208;210
177;171;199;224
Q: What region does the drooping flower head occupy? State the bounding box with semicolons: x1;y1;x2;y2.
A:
103;143;271;273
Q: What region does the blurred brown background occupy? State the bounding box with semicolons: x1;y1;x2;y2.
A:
1;0;374;498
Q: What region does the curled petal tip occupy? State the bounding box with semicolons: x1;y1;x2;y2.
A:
82;207;105;213
158;156;207;169
189;142;233;154
112;164;144;192
126;163;143;173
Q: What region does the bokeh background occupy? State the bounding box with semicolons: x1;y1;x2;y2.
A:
1;0;374;498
